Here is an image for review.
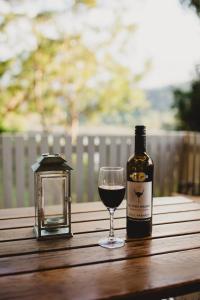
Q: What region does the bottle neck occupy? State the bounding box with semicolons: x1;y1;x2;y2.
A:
135;134;146;154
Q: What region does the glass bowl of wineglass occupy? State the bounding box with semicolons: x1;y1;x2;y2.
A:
98;167;125;249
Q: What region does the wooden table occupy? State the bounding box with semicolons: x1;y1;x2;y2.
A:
1;196;200;300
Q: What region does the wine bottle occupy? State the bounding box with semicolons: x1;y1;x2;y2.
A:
126;125;154;237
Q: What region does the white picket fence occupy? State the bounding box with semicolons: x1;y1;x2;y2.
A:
0;131;195;208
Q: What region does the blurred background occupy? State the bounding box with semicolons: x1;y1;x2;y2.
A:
0;0;200;135
0;0;200;207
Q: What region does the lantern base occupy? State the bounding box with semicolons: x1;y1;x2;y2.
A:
34;226;73;240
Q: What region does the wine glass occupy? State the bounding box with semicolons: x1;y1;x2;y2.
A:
98;167;125;249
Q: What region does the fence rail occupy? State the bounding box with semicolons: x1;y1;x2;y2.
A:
0;131;199;208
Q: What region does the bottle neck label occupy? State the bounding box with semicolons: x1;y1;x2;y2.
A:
135;135;146;154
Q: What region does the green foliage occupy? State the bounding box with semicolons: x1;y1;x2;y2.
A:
0;61;11;77
75;0;96;7
0;1;148;133
172;79;200;131
176;0;200;131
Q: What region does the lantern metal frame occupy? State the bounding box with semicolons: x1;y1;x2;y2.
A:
32;153;73;240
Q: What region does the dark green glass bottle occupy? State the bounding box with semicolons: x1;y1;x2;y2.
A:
126;125;154;237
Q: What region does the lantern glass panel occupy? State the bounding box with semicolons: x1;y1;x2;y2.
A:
40;172;68;230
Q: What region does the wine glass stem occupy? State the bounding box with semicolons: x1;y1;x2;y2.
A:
109;208;115;240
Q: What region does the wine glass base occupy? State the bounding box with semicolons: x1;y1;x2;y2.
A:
98;237;125;249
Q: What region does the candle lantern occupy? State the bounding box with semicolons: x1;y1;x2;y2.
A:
32;153;73;240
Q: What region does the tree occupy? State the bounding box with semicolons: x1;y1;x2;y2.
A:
173;1;200;131
172;78;200;131
0;0;149;135
180;0;200;15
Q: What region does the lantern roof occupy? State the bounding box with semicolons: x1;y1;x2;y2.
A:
32;153;73;172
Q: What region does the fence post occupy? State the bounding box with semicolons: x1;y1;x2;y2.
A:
1;131;199;208
2;135;13;208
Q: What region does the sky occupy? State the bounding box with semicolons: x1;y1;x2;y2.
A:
0;0;200;89
86;0;200;89
78;0;200;89
130;0;200;89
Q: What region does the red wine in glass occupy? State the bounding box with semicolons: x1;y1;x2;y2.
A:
98;185;125;208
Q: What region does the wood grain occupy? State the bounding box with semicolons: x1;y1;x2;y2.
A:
0;196;194;219
1;202;200;230
1;197;200;300
1;208;200;231
1;208;200;242
2;233;200;276
1;249;200;300
1;220;200;257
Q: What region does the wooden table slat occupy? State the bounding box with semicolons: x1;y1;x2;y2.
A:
0;196;193;219
1;208;200;242
1;233;200;276
0;210;200;233
0;207;200;242
1;196;200;300
1;248;200;300
1;220;200;257
1;202;200;230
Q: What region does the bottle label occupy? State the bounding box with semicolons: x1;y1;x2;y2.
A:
127;181;152;219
